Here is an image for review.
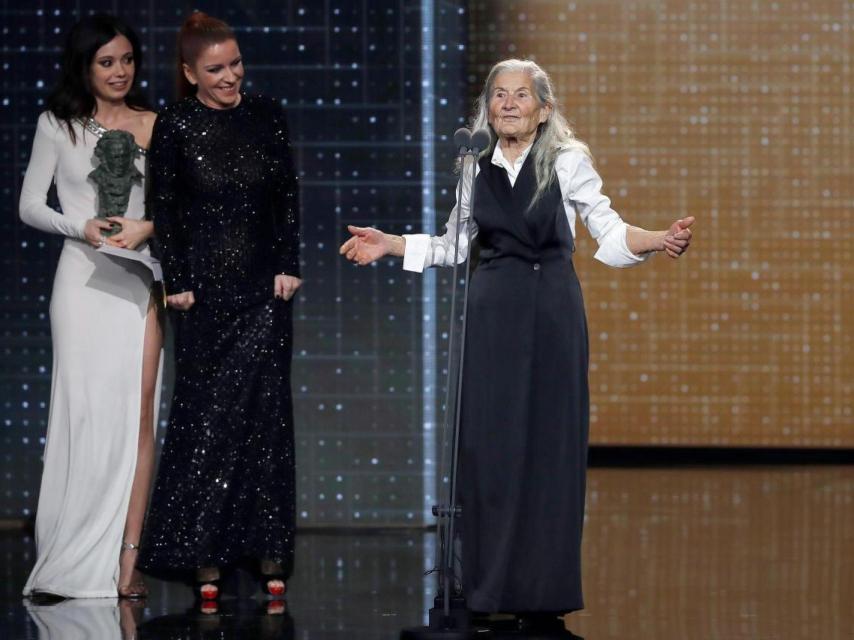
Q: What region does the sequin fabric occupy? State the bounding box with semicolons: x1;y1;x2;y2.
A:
147;93;300;305
139;94;299;575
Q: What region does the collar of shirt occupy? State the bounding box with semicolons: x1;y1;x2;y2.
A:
491;142;533;187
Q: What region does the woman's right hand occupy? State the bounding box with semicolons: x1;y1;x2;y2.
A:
83;218;115;248
339;225;403;265
166;291;195;311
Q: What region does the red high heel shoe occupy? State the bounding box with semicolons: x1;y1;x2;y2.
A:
260;559;287;598
195;567;221;601
263;575;287;598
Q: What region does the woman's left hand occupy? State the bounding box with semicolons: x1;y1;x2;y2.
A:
274;274;302;301
105;218;154;250
662;216;694;258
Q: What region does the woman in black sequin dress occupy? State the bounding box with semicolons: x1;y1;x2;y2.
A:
139;13;300;599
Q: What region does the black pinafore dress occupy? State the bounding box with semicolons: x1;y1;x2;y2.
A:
458;151;589;613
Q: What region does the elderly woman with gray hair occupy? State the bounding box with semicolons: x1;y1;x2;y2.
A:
341;59;692;629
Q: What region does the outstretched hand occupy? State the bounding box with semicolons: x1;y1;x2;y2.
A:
663;216;694;258
339;225;393;265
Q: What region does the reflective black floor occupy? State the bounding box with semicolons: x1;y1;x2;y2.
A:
4;530;425;640
3;466;852;639
1;529;582;639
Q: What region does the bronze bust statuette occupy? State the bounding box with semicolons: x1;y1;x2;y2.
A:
88;129;143;237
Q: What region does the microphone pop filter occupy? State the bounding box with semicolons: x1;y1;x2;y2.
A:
453;127;472;150
470;128;491;153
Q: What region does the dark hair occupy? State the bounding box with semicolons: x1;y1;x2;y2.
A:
46;14;150;143
176;12;236;99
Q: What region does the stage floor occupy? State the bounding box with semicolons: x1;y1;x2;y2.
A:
1;465;851;639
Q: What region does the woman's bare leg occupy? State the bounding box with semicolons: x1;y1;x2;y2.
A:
118;298;162;594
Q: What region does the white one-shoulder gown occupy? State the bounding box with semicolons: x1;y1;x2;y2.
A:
19;112;161;598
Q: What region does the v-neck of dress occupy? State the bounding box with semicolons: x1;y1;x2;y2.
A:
478;153;539;247
493;150;537;210
492;142;533;188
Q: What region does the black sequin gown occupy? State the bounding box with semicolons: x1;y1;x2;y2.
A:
139;94;300;575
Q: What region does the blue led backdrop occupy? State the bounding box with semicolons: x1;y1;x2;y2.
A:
0;1;469;526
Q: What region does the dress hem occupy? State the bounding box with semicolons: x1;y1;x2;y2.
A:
140;552;294;577
23;584;118;599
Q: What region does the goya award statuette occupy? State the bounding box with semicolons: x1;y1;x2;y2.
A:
88;129;143;237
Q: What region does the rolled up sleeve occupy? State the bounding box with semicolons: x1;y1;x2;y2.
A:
402;233;431;273
558;150;651;268
401;161;478;272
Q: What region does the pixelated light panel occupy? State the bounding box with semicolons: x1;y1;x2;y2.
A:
582;467;854;636
468;0;852;446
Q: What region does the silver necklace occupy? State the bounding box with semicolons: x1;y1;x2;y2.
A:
80;117;147;157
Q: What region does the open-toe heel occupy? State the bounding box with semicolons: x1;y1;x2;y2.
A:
118;542;148;600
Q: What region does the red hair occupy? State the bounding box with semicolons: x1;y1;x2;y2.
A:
176;12;236;99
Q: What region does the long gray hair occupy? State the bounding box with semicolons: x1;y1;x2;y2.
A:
470;59;591;207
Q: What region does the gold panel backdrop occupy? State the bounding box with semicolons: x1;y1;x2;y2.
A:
467;1;852;446
581;467;854;636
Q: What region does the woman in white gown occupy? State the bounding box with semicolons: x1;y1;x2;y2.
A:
19;14;162;599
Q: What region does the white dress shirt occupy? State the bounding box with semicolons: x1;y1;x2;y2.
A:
402;143;650;272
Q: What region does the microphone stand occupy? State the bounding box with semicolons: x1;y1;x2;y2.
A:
401;128;493;640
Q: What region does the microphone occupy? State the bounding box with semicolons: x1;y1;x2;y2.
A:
470;128;491;155
453;127;472;156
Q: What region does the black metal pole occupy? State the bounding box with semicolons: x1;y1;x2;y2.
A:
400;131;492;640
440;147;469;621
433;129;471;618
442;147;479;608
